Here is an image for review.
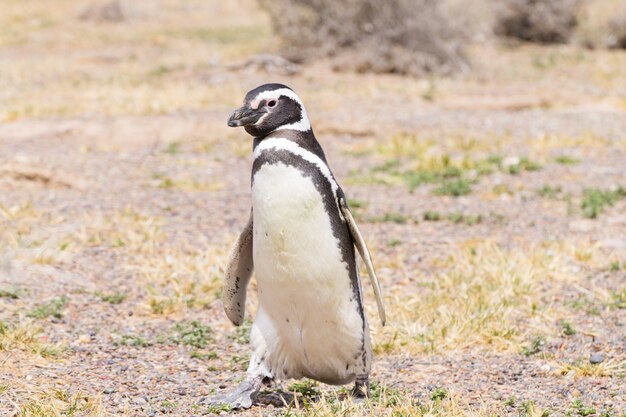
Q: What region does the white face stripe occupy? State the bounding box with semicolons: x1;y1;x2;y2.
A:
253;138;342;216
253;88;311;132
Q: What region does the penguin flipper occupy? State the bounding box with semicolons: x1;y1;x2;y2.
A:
223;211;254;326
339;198;386;327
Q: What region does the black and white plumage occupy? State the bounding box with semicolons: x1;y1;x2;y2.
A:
214;83;385;409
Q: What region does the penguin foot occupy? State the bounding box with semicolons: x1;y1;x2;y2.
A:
350;374;370;398
202;375;265;410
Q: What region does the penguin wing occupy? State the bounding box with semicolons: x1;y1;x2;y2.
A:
223;211;254;326
339;197;386;327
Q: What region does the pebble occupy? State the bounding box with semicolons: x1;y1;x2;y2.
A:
589;353;605;364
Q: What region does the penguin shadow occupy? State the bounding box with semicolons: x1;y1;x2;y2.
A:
255;389;295;408
256;384;357;409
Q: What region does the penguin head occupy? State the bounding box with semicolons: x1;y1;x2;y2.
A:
227;83;311;137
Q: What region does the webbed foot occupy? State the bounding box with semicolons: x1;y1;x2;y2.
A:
350;374;370;398
202;375;265;410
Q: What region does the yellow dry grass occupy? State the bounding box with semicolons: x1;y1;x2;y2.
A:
0;204;224;317
279;386;550;417
371;241;593;354
68;207;225;315
0;0;272;122
558;357;626;378
1;382;108;417
0;320;63;358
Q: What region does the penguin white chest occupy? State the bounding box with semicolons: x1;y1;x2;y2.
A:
251;162;365;383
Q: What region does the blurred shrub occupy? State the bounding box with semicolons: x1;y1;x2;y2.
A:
494;0;580;43
608;9;626;49
78;1;125;22
258;0;470;76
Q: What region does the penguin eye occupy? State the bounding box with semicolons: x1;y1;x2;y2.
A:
267;100;277;108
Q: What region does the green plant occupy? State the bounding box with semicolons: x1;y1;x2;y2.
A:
555;155;580;165
434;179;472;196
164;141;181;155
387;238;402;247
190;350;218;360
169;320;213;348
0;288;20;299
27;296;68;319
521;336;546;356
570;398;596;416
508;157;542;175
560;320;576;336
423;211;442;221
431;387;448;401
611;289;626;309
114;334;150;347
537;185;563;199
288;380;320;398
230;318;252;344
581;186;626;218
205;403;233;413
95;291;126;305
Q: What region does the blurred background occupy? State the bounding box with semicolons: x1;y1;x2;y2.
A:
1;1;625;416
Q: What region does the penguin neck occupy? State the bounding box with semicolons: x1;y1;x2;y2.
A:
253;128;327;163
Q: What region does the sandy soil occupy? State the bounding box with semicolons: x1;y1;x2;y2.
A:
1;1;625;416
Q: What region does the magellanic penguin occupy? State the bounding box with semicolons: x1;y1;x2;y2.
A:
213;83;385;409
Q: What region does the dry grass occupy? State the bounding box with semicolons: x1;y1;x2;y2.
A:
280;384;549;417
373;241;591;354
0;0;271;122
0;320;63;358
558;357;626;378
69;208;225;315
0;204;224;316
2;382;107;417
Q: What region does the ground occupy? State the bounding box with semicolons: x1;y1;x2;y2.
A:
0;1;625;416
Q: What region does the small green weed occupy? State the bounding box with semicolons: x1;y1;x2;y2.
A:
504;396;517;407
387;238;402;247
190;350;219;360
114;334;150;347
521;336;546;356
27;296;68;319
554;155;580;165
431;387;448;401
434;179;472;196
581;186;626;218
161;400;178;409
555;155;580;165
288;380;320;398
423;211;442;221
370;212;411;224
95;291;126;305
611;289;625;309
170;320;213;348
164;141;182;155
0;288;20;299
347;198;368;209
205;403;233;413
560;320;576;336
507;157;542;175
570;398;596;416
537;185;563;199
230;318;252;344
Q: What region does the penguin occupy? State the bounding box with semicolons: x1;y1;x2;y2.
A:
212;83;385;409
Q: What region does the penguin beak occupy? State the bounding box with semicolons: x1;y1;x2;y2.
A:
227;106;265;127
